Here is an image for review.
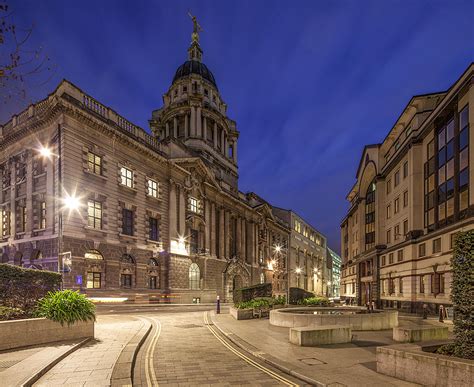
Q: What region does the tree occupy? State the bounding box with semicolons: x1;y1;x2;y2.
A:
0;1;55;107
451;230;474;359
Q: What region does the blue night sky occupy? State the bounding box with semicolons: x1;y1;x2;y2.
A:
6;0;474;252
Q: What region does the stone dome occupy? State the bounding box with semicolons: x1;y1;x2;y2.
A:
172;60;217;89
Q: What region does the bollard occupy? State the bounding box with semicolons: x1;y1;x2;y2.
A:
371;301;375;312
439;304;444;323
422;303;428;319
216;295;221;314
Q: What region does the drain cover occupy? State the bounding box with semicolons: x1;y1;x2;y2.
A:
299;357;326;365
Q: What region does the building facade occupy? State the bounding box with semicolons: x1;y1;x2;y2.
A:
340;63;474;313
327;247;341;298
272;208;328;296
0;24;331;303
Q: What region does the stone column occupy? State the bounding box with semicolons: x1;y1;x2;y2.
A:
241;218;246;263
197;107;202;138
165;122;169;138
236;216;242;259
210;202;216;256
178;186;186;236
25;154;33;236
213;122;218;148
190;107;196;137
46;156;54;233
219;208;225;258
169;182;177;240
221;132;226;155
185;114;189;138
225;135;229;158
173;117;178;138
233;141;238;163
205;200;210;253
203;116;207;141
9;160;15;238
224;210;230;259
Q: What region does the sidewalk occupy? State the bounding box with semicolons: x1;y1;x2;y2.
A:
33;315;149;387
210;312;452;386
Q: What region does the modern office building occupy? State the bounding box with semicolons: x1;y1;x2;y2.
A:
340;63;473;313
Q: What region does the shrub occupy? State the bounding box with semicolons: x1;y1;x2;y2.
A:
0;306;28;321
0;264;61;312
233;283;272;303
451;231;474;359
235;296;286;309
273;295;286;305
35;290;96;326
289;287;314;304
300;296;330;306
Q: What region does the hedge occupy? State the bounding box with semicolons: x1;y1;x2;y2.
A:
451;230;474;359
289;287;314;304
0;264;62;313
233;282;272;303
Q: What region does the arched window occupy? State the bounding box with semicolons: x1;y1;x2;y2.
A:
121;254;135;264
260;273;265;284
365;180;376;250
189;263;200;290
84;250;103;260
149;258;158;266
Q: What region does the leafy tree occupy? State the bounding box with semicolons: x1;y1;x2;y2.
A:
451;230;474;359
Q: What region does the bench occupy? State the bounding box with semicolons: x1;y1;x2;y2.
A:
289;325;352;346
393;326;449;342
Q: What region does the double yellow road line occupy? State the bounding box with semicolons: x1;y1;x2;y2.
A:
203;312;299;387
140;316;161;387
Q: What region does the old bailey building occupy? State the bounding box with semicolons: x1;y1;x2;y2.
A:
0;21;331;303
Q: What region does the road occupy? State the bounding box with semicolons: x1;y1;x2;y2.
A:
115;308;306;386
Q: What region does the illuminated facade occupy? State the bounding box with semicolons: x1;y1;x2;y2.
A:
340;64;474;313
0;23;330;303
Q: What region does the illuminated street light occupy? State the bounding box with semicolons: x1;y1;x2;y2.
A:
274;244;282;253
38;145;53;159
295;267;302;274
62;194;80;211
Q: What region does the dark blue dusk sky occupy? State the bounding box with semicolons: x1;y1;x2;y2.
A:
5;0;474;252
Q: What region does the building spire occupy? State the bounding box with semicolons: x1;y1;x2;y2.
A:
187;11;203;62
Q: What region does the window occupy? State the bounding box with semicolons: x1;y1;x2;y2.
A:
189;197;200;214
86;272;101;289
189;263;200;290
294;219;301;233
394;170;400;187
149;217;159;241
147;179;159;198
389;253;394;264
403;219;408;236
433;238;441;253
386;204;391;219
397;250;403;262
120;167;133;188
122;209;134;236
381;255;386;266
403;161;408;179
1;210;9;237
419;243;426;257
403;190;408;208
450;233;457;249
394;224;400;240
183;86;187;93
121;254;135;264
431;272;444;294
40;201;46;229
20;206;27;232
87;200;102;229
399;278;403;294
365;181;376;250
420;275;425;293
121;274;132;288
88;152;102;175
389;278;395;295
260;273;265;284
303;227;309;238
149;276;157;289
386;229;391;244
394;197;400;214
386;179;392;194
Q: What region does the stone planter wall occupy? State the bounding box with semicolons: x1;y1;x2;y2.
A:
0;318;94;351
229;307;253;320
377;344;474;387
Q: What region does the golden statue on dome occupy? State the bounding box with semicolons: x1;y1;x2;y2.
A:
188;11;203;43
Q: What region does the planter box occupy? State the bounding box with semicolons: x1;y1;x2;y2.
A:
230;306;253;320
377;343;474;387
0;318;94;351
393;326;449;342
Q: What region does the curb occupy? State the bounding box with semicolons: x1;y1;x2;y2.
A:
209;312;326;387
110;318;153;387
23;337;91;387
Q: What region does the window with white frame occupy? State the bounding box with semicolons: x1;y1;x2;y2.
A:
147;179;159;198
120;167;133;188
188;197;200;213
87;200;102;229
